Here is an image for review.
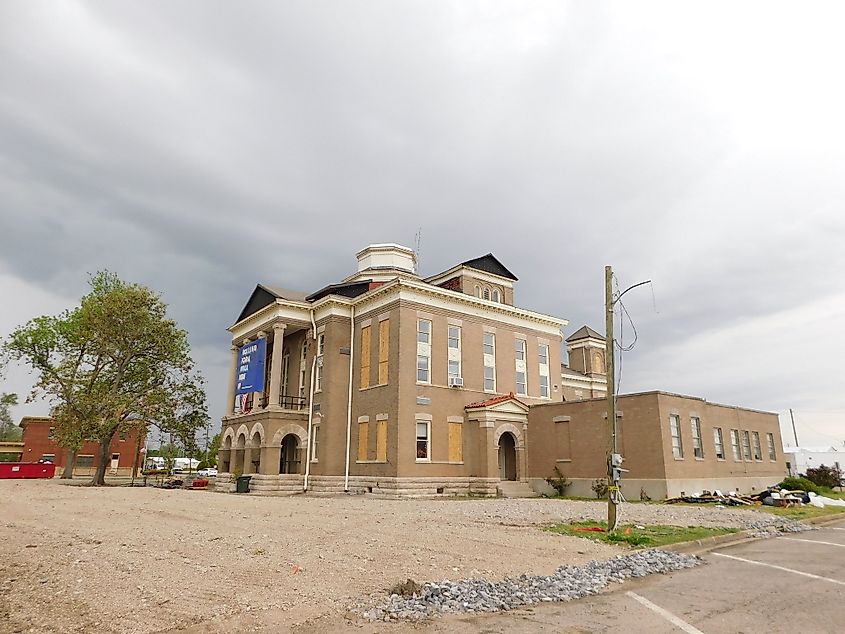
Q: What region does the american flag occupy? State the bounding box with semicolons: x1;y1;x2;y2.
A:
239;393;252;413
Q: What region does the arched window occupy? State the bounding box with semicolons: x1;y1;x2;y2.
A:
474;285;481;297
492;289;500;303
482;288;490;300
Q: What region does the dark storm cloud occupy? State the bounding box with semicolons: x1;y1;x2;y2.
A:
2;1;844;441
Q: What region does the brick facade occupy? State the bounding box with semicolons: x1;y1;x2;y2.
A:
20;417;145;477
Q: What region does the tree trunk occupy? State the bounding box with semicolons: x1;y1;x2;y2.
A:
61;447;77;479
92;434;114;486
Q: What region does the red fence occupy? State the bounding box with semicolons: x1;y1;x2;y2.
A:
0;462;56;479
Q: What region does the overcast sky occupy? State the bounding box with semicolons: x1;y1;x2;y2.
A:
2;1;844;450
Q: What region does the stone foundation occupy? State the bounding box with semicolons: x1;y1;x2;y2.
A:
212;473;499;498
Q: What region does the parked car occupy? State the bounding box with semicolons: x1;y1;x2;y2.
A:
197;468;218;477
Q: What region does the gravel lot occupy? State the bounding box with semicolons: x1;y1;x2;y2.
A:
0;480;805;633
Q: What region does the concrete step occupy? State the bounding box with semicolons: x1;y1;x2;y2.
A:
497;481;538;498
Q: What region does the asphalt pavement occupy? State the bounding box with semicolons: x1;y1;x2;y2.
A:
381;517;845;634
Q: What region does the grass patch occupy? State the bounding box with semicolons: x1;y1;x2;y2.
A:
547;520;738;548
750;504;845;520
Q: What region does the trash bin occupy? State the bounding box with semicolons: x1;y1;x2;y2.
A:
236;475;252;493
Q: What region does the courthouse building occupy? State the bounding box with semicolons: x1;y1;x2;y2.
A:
217;244;787;498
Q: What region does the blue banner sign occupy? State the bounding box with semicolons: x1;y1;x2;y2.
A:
235;338;266;395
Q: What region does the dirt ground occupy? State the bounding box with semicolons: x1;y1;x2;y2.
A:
0;480;774;633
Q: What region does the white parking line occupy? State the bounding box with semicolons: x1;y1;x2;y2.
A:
626;591;706;634
781;537;845;548
713;553;845;586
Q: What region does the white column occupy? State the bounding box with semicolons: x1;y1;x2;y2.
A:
268;323;286;410
256;331;267;409
226;344;238;416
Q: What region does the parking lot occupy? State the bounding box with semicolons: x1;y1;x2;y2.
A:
394;518;845;633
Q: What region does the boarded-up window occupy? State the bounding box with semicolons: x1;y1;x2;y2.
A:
360;326;371;389
378;319;389;384
376;420;387;462
448;422;463;462
556;420;571;460
357;422;369;461
77;455;95;467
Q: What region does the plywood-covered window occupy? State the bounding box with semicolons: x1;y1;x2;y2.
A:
360;325;371;389
378;319;389;385
448;422;463;462
376;420;387;462
357;421;369;461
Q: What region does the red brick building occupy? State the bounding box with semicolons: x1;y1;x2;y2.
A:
20;416;145;477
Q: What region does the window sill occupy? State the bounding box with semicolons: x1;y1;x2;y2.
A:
555;459;572;463
356;460;388;464
673;457;685;461
695;457;705;461
716;457;726;461
416;380;431;386
359;384;388;392
311;459;319;463
415;459;431;463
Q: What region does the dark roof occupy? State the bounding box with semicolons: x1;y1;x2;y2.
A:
235;284;307;323
565;325;605;342
460;254;518;281
305;280;372;302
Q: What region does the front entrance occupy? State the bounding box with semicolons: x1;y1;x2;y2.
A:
498;432;517;481
279;434;301;474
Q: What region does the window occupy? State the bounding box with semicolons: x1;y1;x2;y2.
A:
515;338;527;395
492;289;500;303
357;421;369;461
691;417;704;458
713;427;725;459
48;427;55;439
483;333;496;392
539;375;550;399
448;326;461;380
376;420;387;462
741;430;752;460
730;429;742;460
111;453;119;461
417;355;430;382
77;455;94;468
417;319;431;344
670;414;684;458
752;431;762;460
311;425;320;461
516;371;527;396
378;319;389;384
538;343;550;398
299;342;308;398
474;285;481;297
448;422;463;462
360;325;371;389
417;319;431;383
482;287;490;300
416;421;430;461
766;432;777;460
315;333;325;392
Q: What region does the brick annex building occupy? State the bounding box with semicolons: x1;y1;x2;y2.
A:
217;244;786;498
18;416;144;477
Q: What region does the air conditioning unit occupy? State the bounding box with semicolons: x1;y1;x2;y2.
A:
448;377;464;388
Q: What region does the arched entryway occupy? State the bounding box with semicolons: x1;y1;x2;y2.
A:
249;430;262;474
233;433;247;474
279;434;301;474
220;435;232;472
498;432;517;481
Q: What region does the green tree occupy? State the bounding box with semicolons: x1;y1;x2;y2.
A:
2;271;208;485
0;392;21;441
206;432;221;467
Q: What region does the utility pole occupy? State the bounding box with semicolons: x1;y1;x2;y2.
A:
605;266;619;531
789;408;799;447
605;267;651;532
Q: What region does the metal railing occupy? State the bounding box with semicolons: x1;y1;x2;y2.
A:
279;395;307;410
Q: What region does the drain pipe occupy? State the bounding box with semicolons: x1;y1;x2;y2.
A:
304;308;317;492
343;305;355;492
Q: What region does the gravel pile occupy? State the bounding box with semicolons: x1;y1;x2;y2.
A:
744;514;811;537
362;550;702;622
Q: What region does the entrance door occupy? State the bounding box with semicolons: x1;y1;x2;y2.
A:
110;453;120;474
279;434;300;474
498;433;517;481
